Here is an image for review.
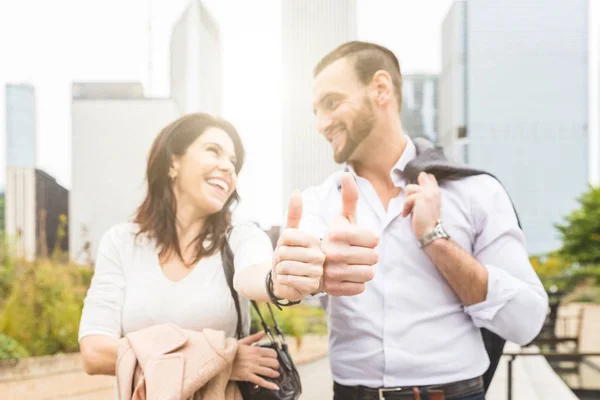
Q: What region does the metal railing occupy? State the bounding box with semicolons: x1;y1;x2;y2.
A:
502;351;600;400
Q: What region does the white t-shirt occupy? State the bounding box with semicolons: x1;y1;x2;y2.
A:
78;221;273;341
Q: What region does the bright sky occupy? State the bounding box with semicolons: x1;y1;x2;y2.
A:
0;0;598;226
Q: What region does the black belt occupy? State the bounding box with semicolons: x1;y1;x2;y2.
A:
333;376;484;400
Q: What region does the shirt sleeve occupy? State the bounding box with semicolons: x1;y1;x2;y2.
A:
229;222;274;272
462;177;549;345
78;226;126;341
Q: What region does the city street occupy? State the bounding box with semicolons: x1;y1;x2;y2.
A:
299;357;333;400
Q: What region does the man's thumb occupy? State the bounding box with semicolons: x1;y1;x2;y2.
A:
286;190;303;229
341;173;358;224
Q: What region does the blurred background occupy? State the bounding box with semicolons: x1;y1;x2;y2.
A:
0;0;600;399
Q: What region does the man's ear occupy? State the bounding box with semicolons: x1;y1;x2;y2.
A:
370;70;393;107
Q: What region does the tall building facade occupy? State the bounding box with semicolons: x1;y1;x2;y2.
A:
401;74;438;143
70;83;179;263
281;0;357;211
170;0;222;115
5;168;68;261
439;0;589;254
6;84;36;168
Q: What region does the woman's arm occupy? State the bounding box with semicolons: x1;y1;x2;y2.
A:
234;260;272;302
78;225;127;375
80;335;121;375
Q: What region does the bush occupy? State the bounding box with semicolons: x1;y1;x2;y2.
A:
251;302;327;338
0;260;89;356
0;234;17;306
0;333;29;360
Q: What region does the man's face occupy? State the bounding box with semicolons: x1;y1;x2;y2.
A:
312;58;376;164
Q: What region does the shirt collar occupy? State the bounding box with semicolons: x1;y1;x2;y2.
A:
336;135;417;190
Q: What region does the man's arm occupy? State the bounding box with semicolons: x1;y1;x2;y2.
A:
422;239;488;306
406;173;548;345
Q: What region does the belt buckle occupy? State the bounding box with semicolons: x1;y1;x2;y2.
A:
378;387;403;400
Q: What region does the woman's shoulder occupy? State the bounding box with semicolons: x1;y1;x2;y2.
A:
100;222;152;251
228;220;274;254
229;220;266;240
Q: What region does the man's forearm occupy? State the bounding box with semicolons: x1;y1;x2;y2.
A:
423;238;488;306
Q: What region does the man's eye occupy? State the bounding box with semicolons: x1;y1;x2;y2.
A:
325;98;340;110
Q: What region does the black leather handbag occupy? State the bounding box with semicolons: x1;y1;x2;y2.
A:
220;237;302;400
237;301;302;400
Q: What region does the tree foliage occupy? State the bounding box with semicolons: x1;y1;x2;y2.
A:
555;184;600;265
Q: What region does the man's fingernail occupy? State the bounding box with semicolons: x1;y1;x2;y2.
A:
273;385;280;391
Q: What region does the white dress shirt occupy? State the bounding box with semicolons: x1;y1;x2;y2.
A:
299;137;548;387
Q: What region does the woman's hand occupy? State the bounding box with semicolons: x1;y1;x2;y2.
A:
231;331;280;391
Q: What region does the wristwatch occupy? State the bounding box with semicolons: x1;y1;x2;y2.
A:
418;219;450;248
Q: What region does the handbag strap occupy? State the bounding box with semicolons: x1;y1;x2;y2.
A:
221;230;287;343
250;300;287;344
220;235;244;339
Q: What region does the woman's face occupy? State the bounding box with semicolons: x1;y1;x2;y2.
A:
171;127;238;217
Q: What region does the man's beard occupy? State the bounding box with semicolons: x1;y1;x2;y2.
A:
333;96;376;164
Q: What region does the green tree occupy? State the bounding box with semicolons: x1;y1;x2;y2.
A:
555;184;600;265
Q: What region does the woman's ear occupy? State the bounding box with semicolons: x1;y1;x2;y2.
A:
169;157;180;180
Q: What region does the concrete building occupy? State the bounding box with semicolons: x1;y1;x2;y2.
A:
401;74;438;143
5;168;68;261
170;0;222;115
281;0;357;211
70;82;179;263
439;0;589;254
5;84;36;168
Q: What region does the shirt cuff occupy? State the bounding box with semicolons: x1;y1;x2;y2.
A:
463;263;524;323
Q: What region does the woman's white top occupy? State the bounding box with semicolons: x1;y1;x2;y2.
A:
78;222;273;340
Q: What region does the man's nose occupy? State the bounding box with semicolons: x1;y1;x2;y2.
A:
316;112;333;134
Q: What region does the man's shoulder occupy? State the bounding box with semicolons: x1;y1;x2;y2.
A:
442;172;508;199
442;172;517;225
301;170;344;200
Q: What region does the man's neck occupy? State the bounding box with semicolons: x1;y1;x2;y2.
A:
351;118;406;187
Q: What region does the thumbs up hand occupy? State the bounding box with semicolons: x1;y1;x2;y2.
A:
320;173;380;297
271;190;325;302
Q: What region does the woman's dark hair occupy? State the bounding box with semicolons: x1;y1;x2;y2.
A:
134;112;245;266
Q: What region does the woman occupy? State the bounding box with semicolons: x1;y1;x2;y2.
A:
79;113;286;392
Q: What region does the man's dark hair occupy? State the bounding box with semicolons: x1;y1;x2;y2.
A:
314;41;403;110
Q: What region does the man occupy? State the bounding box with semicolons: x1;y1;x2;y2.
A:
273;41;548;400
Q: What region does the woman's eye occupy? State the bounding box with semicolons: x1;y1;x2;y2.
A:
207;147;218;155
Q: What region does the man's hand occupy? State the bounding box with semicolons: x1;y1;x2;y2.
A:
320;173;379;296
271;190;325;301
402;172;441;238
